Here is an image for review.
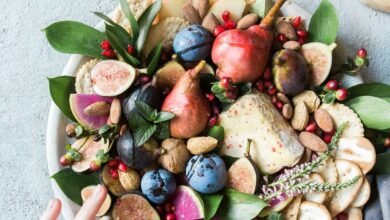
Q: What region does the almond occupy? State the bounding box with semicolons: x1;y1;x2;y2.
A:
282;104;293;120
299;131;328;152
182;3;202;24
275;20;297;40
193;0;209;19
237;13;259;29
291;102;309;131
187;136;218;154
283;40;301;50
110;98;122;124
83;101;110;116
314;108;334;133
277;92;291;105
202;13;220;32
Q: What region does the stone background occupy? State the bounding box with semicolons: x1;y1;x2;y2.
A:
0;0;388;219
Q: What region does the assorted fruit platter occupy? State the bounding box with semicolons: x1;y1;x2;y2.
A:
44;0;390;219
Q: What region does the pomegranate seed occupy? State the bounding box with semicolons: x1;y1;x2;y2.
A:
138;75;152;85
118;162;128;172
297;30;308;38
271;96;278;104
100;40;111;50
305;121;318;133
89;161;101;172
102;50;116;58
164;202;173;213
277;34;287;43
224;20;236;29
322;134;333;144
357;48;368;58
292;16;302;28
107;159;119;168
276;101;284;110
212;104;220;115
214;25;226;36
325;80;340;90
127;44;135;55
264;81;273;88
165;213;176;220
263;67;272;80
298;37;306;45
220;77;233;89
256;80;265;92
171;205;176;212
206;92;216;102
156;205;165;214
384;137;390;148
222;10;230;22
59;155;72;166
225;89;238;100
336;88;348;101
267;87;277;96
336;212;348;220
209;116;218;127
110;168;119;179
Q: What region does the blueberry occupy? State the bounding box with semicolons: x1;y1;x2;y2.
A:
141;169;176;204
186;154;227;194
173;25;214;62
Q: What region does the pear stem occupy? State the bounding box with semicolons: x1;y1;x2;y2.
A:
260;0;286;29
244;138;253;158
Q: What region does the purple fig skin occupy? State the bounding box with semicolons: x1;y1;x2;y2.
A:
272;49;309;96
161;61;211;139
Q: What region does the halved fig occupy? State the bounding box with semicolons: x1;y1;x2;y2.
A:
81;185;112;216
71;137;110;173
101;165;127;197
112;194;160;220
91;60;136;97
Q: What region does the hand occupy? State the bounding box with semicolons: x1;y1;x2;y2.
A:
41;184;108;220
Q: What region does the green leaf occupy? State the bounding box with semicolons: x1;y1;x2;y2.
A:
94;12;132;47
48;76;76;121
147;42;163;76
51;168;100;205
134;124;157;146
128;112;148;129
211;83;224;94
308;0;339;44
136;0;162;53
208;126;224;142
348;83;390;100
154;111;175;123
248;0;273;17
154;122;170;140
119;0;139;42
44;21;106;58
371;152;390;174
217;189;268;220
98;124;111;135
268;212;284;220
323;91;336;104
201;194;224;220
135;101;155;121
221;156;239;169
345;96;390;131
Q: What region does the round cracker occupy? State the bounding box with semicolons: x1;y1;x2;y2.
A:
328;160;363;217
75;59;99;94
350;177;371;208
304;173;326;204
336;137;376;174
347;207;363;220
316;157;338;204
320;103;364;138
292;90;321;113
112;0;154;27
282;195;303;220
299;201;331;220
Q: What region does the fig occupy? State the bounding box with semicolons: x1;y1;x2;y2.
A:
101;165;127;197
226;139;261;194
173;25;214;62
122;83;163;121
155;60;185;88
162;61;211;138
91;60;136;97
112;194;160;220
171;185;205;220
69;94;113;130
117;131;160;170
300;42;336;86
158;138;191;174
141;169;177;204
81;185;111;217
71;137;110;173
273;49;310;96
186;154;227;194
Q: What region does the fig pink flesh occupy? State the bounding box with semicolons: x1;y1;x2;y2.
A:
69;94;113;130
171;187;204;220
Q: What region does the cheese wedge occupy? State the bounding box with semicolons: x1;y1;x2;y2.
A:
219;92;304;174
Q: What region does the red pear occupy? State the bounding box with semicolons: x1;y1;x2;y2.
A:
212;0;286;83
162;61;211;138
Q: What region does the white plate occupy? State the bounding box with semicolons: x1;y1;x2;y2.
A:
45;2;363;219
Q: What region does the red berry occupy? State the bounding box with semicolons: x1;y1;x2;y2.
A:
214;25;226;36
263;67;272;80
102;50;116;59
267;87;277;96
271;96;278;104
127;44;135;55
220;77;233;89
90;160;101;172
357;48;367;58
110;168;119;179
292;16;302;28
224;20;236;30
107;159;119;168
336;88;348;101
165;213;176;220
206;92;216;102
297;30;308;38
156;205;165;214
100;40;111;50
322;134;333;144
212;104;220;115
138;75;152;85
59;155;72;166
277;34;287;43
256;80;265;92
275;101;284;110
222;10;230;22
264;81;273;88
298;37;306;45
336;212;348;220
164;202;173;213
118;162;128;172
305;121;318;133
225;89;238;100
325;80;340;90
209;116;218;127
384;137;390;148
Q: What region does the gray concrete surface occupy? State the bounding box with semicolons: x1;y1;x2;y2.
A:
0;0;389;219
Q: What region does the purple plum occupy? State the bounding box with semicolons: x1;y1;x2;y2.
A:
141;169;176;204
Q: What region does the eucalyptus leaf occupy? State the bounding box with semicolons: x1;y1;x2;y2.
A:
154;111;175;123
134;124;157;146
106;27;140;67
94;12;132;46
371;152;390;174
136;0;162;53
147;42;163;76
308;0;339;44
348;83;390;100
217;188;268;220
48;76;76;121
51;168;100;205
201;194;224;220
135;101;155;121
44;21;106;58
119;0;139;42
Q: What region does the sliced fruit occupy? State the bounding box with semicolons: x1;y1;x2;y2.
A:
328;160;363;217
112;194;160;220
304;173;326;204
350;177;371;208
71;137;110;173
69;94;113;130
81;185;111;217
101;165;127;197
206;0;246;22
75;59;99;94
91;60;136;97
336;137;376;174
171;185;205;220
155;60;186;88
299;201;331;220
281;195;303;220
300;42;336;86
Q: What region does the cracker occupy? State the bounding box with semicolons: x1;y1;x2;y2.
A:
350;177;371;208
304;173;326;204
320;103;364;138
282;195;303;220
292;90;321;113
316;157;338;204
112;0;154;31
75;59;99;94
299;201;331;220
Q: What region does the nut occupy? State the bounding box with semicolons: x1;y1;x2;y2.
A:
187;136;218;154
283;41;301;50
291;101;309;131
193;0;209;19
299;132;328;152
277;92;291;105
158;138;191;174
109;98;122;124
275;20;297;40
292;90;321;113
282;104;293;120
66;123;76;137
237;13;259;29
314;108;334;133
182;3;202;24
202;13;220;32
118;169;141;192
83;101;110;116
119;124;127;136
